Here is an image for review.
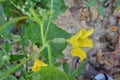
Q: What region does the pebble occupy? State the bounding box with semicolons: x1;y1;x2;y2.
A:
94;73;113;80
109;16;117;25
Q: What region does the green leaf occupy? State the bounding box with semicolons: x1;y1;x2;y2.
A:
0;4;5;25
49;0;67;20
19;76;26;80
41;0;67;20
2;43;12;53
20;22;41;46
73;60;87;76
10;54;25;62
86;0;96;8
97;4;104;15
63;62;71;75
41;23;71;60
115;0;120;8
30;66;69;80
1;1;22;17
4;75;17;80
0;51;4;67
34;0;41;2
0;0;6;3
99;0;105;2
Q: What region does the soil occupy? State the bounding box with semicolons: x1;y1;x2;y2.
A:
54;0;120;80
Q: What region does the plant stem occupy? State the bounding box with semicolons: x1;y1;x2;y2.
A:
21;44;28;72
39;23;45;45
44;0;54;39
47;45;53;65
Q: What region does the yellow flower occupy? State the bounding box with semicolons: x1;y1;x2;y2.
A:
71;48;86;61
67;28;94;62
32;59;48;72
67;28;94;48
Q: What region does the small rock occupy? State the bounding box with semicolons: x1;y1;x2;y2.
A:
103;16;110;28
109;16;117;25
94;73;113;80
99;15;104;20
15;71;21;78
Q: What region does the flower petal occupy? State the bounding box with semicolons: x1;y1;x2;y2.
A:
32;59;48;72
80;28;94;39
71;48;87;62
78;38;93;48
67;38;80;48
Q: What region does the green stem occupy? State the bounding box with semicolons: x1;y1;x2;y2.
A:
47;45;52;65
44;0;53;39
21;44;28;72
39;23;45;45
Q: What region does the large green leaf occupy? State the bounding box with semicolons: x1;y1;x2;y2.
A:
41;23;71;60
30;66;69;80
21;21;71;61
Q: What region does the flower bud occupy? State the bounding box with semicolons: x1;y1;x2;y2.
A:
52;38;67;44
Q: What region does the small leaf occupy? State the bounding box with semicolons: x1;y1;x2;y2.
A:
63;62;71;75
0;51;4;67
73;60;87;76
10;55;25;61
2;43;12;53
115;0;120;8
99;0;105;2
0;4;5;25
97;4;104;15
86;0;96;8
